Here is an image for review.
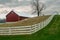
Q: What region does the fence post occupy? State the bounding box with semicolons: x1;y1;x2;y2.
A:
9;27;11;35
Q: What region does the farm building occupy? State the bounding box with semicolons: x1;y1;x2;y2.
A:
6;11;28;22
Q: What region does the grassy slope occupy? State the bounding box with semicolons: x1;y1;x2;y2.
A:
0;15;50;27
0;15;60;40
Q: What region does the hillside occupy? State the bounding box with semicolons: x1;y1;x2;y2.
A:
0;15;50;27
0;15;60;40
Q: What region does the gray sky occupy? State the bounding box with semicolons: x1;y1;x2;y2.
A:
0;0;60;10
0;0;60;19
0;0;32;7
0;0;60;7
41;0;60;15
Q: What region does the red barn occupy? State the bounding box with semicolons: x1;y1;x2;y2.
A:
6;11;28;22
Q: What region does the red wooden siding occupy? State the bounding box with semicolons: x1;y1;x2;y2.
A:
6;11;28;22
6;11;20;22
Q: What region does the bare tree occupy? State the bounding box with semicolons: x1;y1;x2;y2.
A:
32;0;45;16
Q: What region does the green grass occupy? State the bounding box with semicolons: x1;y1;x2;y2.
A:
0;15;60;40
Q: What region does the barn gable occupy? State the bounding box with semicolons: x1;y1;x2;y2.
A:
6;11;20;22
6;10;19;17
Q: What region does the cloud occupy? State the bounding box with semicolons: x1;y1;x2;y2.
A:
18;0;22;1
0;0;33;13
0;0;32;7
0;4;5;8
0;0;12;3
13;5;33;13
0;0;60;15
0;5;33;14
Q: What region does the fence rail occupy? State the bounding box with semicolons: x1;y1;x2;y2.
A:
0;15;54;35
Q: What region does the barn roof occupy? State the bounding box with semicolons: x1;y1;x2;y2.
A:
6;10;37;17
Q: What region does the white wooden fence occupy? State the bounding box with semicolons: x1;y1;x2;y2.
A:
0;15;54;35
31;15;54;34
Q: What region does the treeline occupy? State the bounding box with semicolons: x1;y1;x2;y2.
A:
0;19;6;23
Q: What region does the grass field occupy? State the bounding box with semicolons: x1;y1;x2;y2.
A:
0;15;60;40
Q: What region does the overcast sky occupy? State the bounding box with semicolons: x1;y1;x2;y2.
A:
0;0;60;19
0;0;60;13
